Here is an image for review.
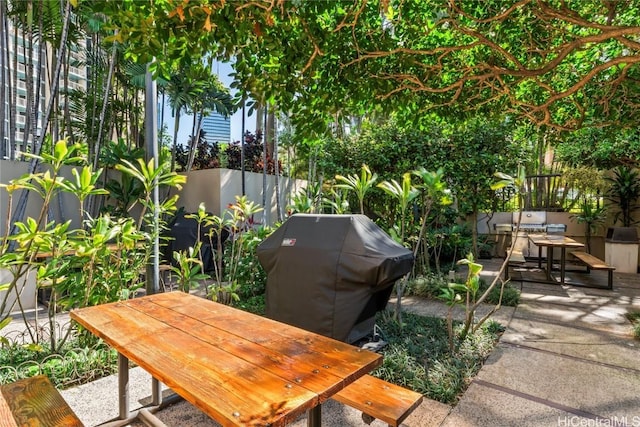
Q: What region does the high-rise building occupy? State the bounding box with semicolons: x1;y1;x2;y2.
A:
0;19;87;159
200;113;231;144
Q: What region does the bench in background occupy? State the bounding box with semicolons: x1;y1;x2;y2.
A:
0;375;83;427
332;374;423;427
504;249;526;280
571;251;615;289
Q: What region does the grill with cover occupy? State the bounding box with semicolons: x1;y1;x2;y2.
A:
163;212;228;273
257;214;414;343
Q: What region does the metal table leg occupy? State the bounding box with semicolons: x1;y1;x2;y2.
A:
537;244;542;269
546;246;554;282
560;248;566;284
118;353;129;420
152;377;162;406
308;405;321;427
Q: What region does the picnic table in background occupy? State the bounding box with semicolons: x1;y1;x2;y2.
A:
527;234;585;285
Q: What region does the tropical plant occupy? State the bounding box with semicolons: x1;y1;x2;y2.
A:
162;68;206;171
570;201;608;254
322;189;350;214
606;166;640;227
170;244;209;293
180;196;265;304
288;191;315;215
0;139;186;354
182;63;235;172
437;166;526;349
224;130;281;174
175;130;221;171
335;164;378;215
378;172;419;322
412;168;453;272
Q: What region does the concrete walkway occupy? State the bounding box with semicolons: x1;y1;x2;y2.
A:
56;258;640;426
441;260;640;427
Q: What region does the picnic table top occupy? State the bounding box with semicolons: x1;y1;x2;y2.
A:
70;292;382;426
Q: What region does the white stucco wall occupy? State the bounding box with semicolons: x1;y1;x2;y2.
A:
170;168;306;225
0;160;83;237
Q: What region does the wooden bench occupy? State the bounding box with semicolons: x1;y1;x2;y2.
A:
0;375;83;427
332;374;423;427
571;251;615;289
504;249;526;280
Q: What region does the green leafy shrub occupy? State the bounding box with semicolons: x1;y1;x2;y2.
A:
0;337;118;388
235;295;266;315
373;311;503;404
233;225;274;300
1;140;185;356
405;273;448;298
405;273;520;307
177;197;268;303
479;278;521;307
626;311;640;340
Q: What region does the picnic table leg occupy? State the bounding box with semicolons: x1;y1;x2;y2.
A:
560;248;567;284
537;244;542;269
152;378;162;406
546;247;553;282
118;353;130;420
308;405;321;427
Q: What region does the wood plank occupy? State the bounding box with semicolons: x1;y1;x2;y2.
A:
0;393;18;427
0;376;83;427
73;302;316;426
333;375;423;427
141;294;381;368
139;294;381;373
125;299;347;397
528;235;584;249
128;294;382;402
572;251;615;270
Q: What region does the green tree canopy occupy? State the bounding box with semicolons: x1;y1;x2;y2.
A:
93;0;640;134
555;127;640;169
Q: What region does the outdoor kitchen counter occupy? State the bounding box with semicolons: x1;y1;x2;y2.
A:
527;234;584;285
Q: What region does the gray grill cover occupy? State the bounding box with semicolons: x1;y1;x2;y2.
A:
257;214;414;342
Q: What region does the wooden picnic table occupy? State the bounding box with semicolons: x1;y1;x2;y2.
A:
70;292;382;427
528;234;585;284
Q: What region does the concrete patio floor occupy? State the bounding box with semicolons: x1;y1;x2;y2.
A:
30;258;640;425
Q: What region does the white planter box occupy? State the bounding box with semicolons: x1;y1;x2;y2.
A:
171;168;306;225
605;242;639;273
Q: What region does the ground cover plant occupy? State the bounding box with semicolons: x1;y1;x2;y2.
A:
0;335;118;389
373;312;504;404
626;311;640;340
406;274;521;308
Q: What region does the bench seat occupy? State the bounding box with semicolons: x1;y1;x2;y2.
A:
507;250;525;264
0;375;83;427
504;249;526;280
332;374;423;427
571;251;614;289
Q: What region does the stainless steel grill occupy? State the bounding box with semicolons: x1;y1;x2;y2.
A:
494;212;566;258
513;211;547;231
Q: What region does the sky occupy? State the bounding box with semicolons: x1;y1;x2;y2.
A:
160;61;257;145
